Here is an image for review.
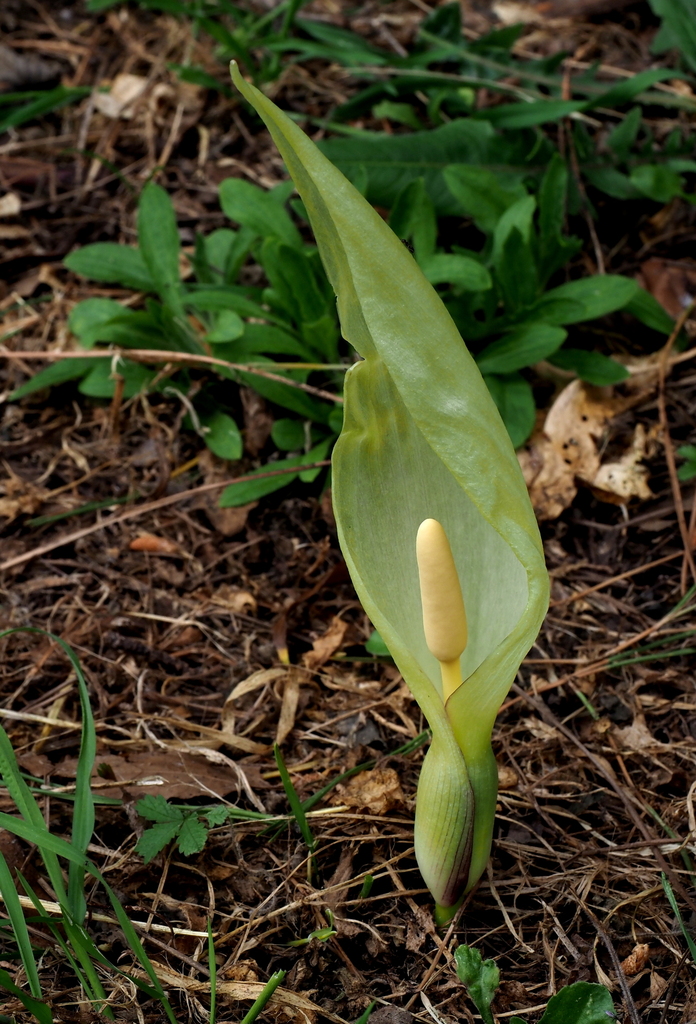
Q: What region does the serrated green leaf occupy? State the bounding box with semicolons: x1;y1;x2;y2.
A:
136;795;186;823
176;816;209;856
135;822;183;864
204;806;231;827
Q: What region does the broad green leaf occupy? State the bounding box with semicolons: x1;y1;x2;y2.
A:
649;0;696;73
202;411;243;460
677;445;696;482
630;163;684;202
420;253;492;293
206;309;245;343
491;194;536;269
365;629;391;656
536;153;581;286
443;165;527;233
388;178;437;262
537;982;614;1024
496;228;539;312
138;182;184;315
64;243;155;291
10;357;97;400
219;178;302;249
68;298;126;348
372;100;423;130
272;418;306;451
231;64;549;910
78;359;154;398
549;348;629;386
319;119;534;217
584;166;641;200
218;440;329;507
476;323;566;375
474;98;583;129
607;106;642;161
533;275;639;324
454;945;499;1024
484;373;536;448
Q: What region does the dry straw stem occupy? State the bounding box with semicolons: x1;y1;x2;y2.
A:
0;345;344;404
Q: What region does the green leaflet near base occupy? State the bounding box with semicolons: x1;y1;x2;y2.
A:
231;63;549;909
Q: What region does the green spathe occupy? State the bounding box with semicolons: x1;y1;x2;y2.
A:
230;63;549;911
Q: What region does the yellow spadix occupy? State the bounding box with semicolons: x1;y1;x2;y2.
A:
416;519;467;703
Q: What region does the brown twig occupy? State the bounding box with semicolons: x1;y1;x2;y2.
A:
0;347;344;404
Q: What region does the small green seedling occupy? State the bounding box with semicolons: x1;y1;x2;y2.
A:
134;795;231;863
286;909;336;946
230;63;549;921
454;944;617;1024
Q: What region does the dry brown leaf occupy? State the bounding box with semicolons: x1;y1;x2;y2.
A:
519;380;646;520
94;72;148;119
497;765;519;790
302;616;348;670
128;964;338;1024
276;670;301;747
209;584;257;615
130;532;180;554
58;750;260;800
193;449;257;535
590;423;656;505
620;943;651;976
0;191;21;217
0;465;51;522
337;768;406;815
614;715;665;752
637;257;696;322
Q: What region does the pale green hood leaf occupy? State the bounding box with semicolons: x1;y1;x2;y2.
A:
231;64;549;905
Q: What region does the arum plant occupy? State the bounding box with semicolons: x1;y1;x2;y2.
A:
231;64;549;920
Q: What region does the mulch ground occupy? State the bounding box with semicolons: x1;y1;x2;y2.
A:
1;1;696;1022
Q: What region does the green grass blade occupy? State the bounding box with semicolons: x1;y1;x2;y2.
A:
273;745;316;852
661;872;696;963
239;970;286;1024
0;854;42;998
0;967;52;1024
